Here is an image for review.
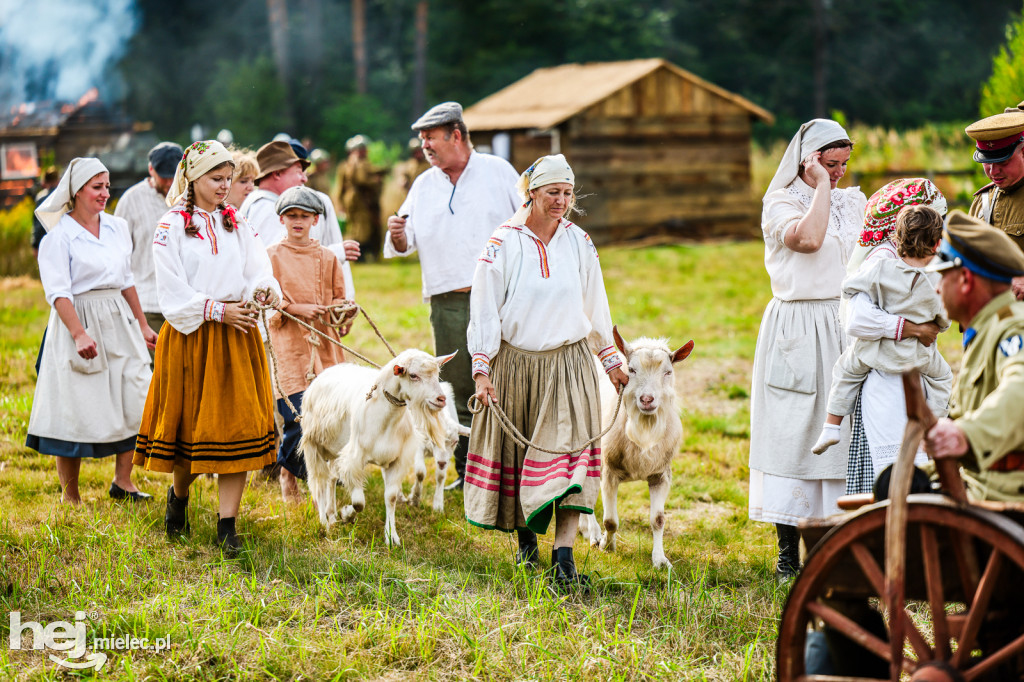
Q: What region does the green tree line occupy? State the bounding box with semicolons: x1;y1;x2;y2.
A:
119;0;1021;155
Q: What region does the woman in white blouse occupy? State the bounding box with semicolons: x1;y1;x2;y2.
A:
466;154;628;591
28;158;158;504
133;140;280;554
748;120;867;580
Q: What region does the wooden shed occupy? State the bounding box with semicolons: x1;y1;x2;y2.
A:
463;58;773;244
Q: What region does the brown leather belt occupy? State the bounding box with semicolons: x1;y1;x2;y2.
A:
990;451;1024;472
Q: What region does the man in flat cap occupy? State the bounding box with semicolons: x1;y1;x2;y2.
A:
385;101;520;491
114;141;184;356
241;140;358;297
967;102;1024;299
925;211;1024;500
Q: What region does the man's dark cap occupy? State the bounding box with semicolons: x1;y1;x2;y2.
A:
148;142;184;178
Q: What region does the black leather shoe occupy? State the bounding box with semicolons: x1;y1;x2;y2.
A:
165;486;190;538
444;476;464;491
516;529;539;567
109;482;152;502
549;547;591;593
217;517;242;556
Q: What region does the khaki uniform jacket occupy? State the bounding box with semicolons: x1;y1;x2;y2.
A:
969;180;1024;251
332;157;381;244
949;289;1024;500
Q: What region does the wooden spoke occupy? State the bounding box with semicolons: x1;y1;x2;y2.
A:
952;550;1003;669
920;523;951;660
851;541;932;661
804;601;902;670
950;528;981;604
964;629;1024;680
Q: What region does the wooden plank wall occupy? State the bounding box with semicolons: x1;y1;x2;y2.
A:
568;67;761;244
470;66;764;244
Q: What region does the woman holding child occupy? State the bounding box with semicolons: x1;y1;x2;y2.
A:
134;140;281;554
466;154;628;591
823;179;949;494
28;158;158;504
748;119;866;579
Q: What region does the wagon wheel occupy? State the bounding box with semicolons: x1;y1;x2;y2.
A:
777;371;1024;680
777;497;1024;680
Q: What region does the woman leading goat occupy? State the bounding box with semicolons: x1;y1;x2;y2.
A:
466;154;628;591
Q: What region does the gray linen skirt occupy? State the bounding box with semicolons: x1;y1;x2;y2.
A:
465;339;602;534
27;289;152;457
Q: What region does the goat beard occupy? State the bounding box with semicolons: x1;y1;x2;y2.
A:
624;409;669;453
409;402;448;452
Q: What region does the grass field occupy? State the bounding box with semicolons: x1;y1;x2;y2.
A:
0;242;964;680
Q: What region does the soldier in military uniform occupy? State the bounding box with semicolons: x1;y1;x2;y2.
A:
925;211;1024;501
966;103;1024;299
332;134;383;261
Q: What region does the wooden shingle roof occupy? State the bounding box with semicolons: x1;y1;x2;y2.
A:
463;58;773;131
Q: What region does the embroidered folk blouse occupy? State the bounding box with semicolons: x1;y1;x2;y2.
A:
38;213;135;306
152;206;280;335
467;218;622;378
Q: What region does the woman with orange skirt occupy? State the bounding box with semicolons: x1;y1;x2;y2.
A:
134;140;281;554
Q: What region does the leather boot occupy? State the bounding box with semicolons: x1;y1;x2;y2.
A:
776;523;800;580
515;528;539;567
165;486;190;538
549;546;590;593
217;517;242;556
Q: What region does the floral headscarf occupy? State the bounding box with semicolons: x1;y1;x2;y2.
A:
860;178;947;247
166;140;234;207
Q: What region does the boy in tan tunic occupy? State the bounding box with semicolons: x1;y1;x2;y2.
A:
266;186;353;501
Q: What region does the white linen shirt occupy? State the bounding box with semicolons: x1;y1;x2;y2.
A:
762;177;867;301
240;187;355;297
384;151;520;300
38;212;135;306
153;206;280;335
467;219;622;377
114;178;169;312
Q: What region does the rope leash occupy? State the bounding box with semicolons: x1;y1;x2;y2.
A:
247;289;400;418
467;388;624;456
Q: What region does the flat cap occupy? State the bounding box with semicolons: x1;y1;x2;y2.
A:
966;103;1024;163
256;141;309;180
148;141;184;178
411;101;463;131
926;210;1024;282
275;185;325;216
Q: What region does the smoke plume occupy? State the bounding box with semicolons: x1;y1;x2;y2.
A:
0;0;138;109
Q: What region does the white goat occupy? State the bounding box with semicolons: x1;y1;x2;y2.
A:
401;381;470;512
299;349;455;546
581;327;694;568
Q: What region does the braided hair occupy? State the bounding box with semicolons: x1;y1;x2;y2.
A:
219;202;238;232
183;183;200;237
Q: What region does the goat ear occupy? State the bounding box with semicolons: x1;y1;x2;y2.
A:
393;364;406;376
612;325;630;357
457;424;472;438
436;350;457;367
671;340;694;364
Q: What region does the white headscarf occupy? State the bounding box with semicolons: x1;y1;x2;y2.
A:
765;119;851;197
167;140;234;207
508;154;576;225
33;157;108;232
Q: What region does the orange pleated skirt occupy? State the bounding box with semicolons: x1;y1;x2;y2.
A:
134;321;276;474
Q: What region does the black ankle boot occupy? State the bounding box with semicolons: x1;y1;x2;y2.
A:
217;517;242;555
776;523;800;580
516;529;539;567
165;486;190;538
549;547;590;593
